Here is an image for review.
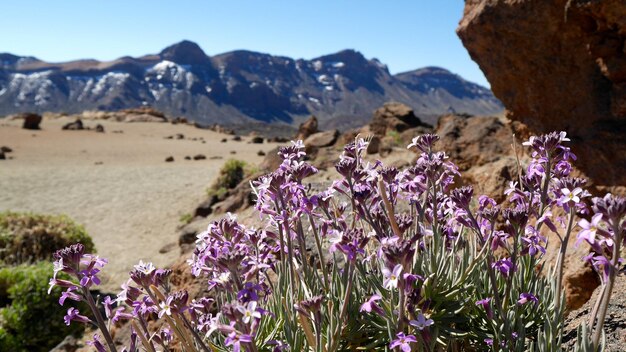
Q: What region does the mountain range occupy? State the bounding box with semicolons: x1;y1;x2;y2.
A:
0;40;503;129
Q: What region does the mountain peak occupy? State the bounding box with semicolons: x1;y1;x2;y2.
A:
315;49;368;65
159;40;209;65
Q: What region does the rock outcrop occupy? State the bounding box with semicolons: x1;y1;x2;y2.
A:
304;130;339;149
457;0;626;192
19;112;42;130
369;102;431;137
62;119;84;130
564;274;626;351
295;115;319;141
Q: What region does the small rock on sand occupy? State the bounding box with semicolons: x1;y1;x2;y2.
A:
62;119;84;130
165;156;174;162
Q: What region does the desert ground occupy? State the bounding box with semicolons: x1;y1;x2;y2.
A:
0;117;280;291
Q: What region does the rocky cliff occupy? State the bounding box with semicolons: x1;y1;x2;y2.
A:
457;0;626;192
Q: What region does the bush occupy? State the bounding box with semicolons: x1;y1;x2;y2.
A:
206;159;248;200
0;262;84;352
216;159;247;189
0;212;94;265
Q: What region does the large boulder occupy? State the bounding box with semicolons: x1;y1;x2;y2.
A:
304;130;339;149
295;115;319;140
369;102;430;136
435;114;517;171
20;113;42;130
457;0;626;191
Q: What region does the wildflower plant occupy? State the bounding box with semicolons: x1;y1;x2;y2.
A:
49;132;625;351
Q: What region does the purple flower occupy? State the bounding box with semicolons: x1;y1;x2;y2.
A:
360;294;384;316
491;258;516;277
53;243;85;272
490;231;510;251
518;292;539;306
592;194;626;227
521;226;546;256
59;286;81;306
224;332;253;352
237;282;262;303
86;334;106;352
159;296;174;318
47;278;76;295
237;301;262;324
63;307;90;326
79;268;101;288
103;295;114;319
450;186;474;209
409;312;434;330
389;332;417;352
383;264;403;290
111;307;134;323
407;134;439;153
577;213;603;245
81;254;108;268
476;298;493;319
559;187;583;205
586;255;613;283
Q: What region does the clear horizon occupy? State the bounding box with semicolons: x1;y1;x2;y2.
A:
0;1;489;87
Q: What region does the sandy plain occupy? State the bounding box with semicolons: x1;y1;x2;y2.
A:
0;117;279;291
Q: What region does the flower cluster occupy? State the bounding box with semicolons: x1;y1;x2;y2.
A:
49;130;624;351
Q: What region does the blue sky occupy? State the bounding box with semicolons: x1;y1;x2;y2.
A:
0;1;489;86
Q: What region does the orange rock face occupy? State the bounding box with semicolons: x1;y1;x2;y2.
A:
457;0;626;193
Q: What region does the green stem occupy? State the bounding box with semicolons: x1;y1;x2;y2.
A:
592;221;622;349
554;207;575;314
82;287;118;352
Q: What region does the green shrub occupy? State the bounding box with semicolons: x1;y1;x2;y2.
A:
179;213;194;224
216;159;247;189
205;159;249;200
0;262;84;352
0;212;94;265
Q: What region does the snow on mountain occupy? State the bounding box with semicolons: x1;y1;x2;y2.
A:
0;41;503;128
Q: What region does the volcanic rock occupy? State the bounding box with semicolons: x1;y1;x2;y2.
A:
304;129;339;149
251;136;264;144
193;154;206;160
165;156;174;162
62;119;84;130
0;146;11;153
260;147;282;171
457;0;626;191
435;114;516;172
370;102;430;136
563;273;626;351
20;112;42;130
193;198;215;218
95;124;105;133
295;115;319;140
